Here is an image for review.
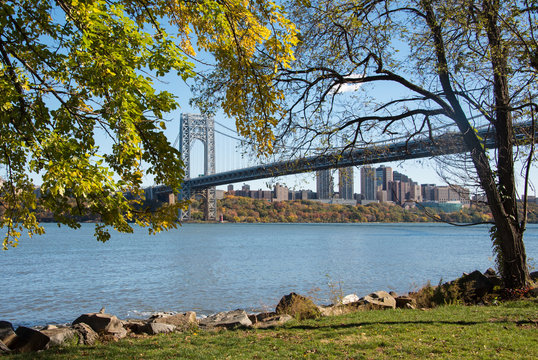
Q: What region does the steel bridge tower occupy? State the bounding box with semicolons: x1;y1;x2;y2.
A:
179;113;216;221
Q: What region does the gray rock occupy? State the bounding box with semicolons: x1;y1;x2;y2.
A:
318;303;366;316
0;321;16;348
340;294;360;305
9;326;50;353
361;291;396;309
150;311;197;331
71;323;98;345
248;312;281;324
253;314;293;329
73;313;126;339
140;322;177;335
199;310;252;329
41;327;76;347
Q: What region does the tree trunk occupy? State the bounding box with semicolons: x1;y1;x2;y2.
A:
422;0;530;288
482;0;530;288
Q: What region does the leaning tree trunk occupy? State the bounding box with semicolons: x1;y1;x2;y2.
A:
422;0;530;288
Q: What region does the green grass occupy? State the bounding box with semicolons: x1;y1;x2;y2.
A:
8;300;538;359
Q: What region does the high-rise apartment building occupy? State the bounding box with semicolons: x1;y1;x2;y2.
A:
375;165;393;190
316;169;334;199
338;167;354;200
360;166;376;200
393;171;409;183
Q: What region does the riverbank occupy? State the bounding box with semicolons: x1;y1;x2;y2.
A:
4;299;537;359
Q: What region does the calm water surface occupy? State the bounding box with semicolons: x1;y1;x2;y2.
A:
2;223;538;327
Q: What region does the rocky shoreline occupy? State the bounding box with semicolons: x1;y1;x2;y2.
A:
2;268;537;355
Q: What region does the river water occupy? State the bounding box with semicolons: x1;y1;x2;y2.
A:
2;222;538;327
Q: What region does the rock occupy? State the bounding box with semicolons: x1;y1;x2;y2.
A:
71;323;98;345
389;291;399;298
0;339;10;353
122;319;146;334
150;312;197;331
318;302;366;317
395;296;417;309
72;313;126;339
199;310;252;329
9;326;50;353
483;268;503;287
361;291;396;309
0;321;16;348
253;314;293;329
530;271;538;282
456;270;494;301
275;293;321;320
340;294;360;305
140;322;177;335
248;312;277;324
41;327;76;347
529;287;538;297
484;268;496;277
42;325;58;330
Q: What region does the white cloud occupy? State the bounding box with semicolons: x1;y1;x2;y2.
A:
329;74;364;94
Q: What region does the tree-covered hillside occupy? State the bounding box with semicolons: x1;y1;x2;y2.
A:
188;196;538;224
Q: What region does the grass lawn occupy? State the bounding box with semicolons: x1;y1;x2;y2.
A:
7;299;538;359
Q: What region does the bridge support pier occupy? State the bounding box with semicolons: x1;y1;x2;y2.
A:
179;114;217;221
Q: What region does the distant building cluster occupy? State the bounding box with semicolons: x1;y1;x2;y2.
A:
222;165;471;210
224;183;316;203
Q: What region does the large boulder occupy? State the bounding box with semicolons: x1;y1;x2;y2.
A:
73;313;126;339
71;323;98;345
149;311;197;331
529;271;538;282
199;310;252;329
9;326;50;353
275;293;321;320
361;291;396;309
40;327;76;347
140;322;177;335
0;321;16;348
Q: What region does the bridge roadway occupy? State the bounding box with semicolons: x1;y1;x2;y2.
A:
183;122;535;191
151;121;535;196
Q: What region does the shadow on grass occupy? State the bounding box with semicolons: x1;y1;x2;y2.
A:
283;318;516;331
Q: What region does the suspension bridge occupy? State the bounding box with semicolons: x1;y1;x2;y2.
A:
147;114;536;221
